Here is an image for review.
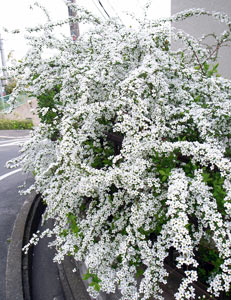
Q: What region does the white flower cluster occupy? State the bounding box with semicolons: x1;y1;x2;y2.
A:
7;3;231;300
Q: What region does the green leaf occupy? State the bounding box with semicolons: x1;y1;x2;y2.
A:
203;62;209;71
60;229;68;237
103;159;112;166
80;203;86;211
83;273;91;280
194;95;201;103
162;176;167;182
159;170;166;176
207;70;213;77
116;255;122;263
92;275;101;283
136;266;145;278
138;72;148;79
94;283;101;292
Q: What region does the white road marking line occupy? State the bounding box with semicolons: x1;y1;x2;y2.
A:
0;136;29;140
0;138;30;147
0;139;29;144
0;135;29;139
0;168;22;182
0;142;26;147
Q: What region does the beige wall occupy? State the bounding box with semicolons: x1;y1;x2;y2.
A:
0;97;40;126
171;0;231;79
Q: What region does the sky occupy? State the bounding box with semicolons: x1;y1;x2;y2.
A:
0;0;171;61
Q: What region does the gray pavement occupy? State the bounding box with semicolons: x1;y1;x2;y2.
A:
0;130;32;300
0;130;66;300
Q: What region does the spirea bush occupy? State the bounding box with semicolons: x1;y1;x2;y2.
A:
7;2;231;299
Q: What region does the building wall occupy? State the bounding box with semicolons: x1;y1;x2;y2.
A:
171;0;231;79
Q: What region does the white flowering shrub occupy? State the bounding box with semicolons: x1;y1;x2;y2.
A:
7;3;231;300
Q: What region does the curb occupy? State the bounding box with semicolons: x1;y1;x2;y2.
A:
5;191;92;300
58;257;91;300
58;257;120;300
5;192;44;300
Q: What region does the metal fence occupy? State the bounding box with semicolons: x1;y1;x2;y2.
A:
0;94;27;113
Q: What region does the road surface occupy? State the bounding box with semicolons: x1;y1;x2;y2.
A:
0;130;65;300
0;130;33;300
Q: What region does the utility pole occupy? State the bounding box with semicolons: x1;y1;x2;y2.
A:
67;0;80;41
0;33;7;96
0;74;3;100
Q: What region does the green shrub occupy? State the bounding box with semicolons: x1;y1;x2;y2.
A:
0;119;33;130
6;3;231;300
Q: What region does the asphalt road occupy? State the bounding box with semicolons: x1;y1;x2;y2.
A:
0;130;33;300
0;130;65;300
